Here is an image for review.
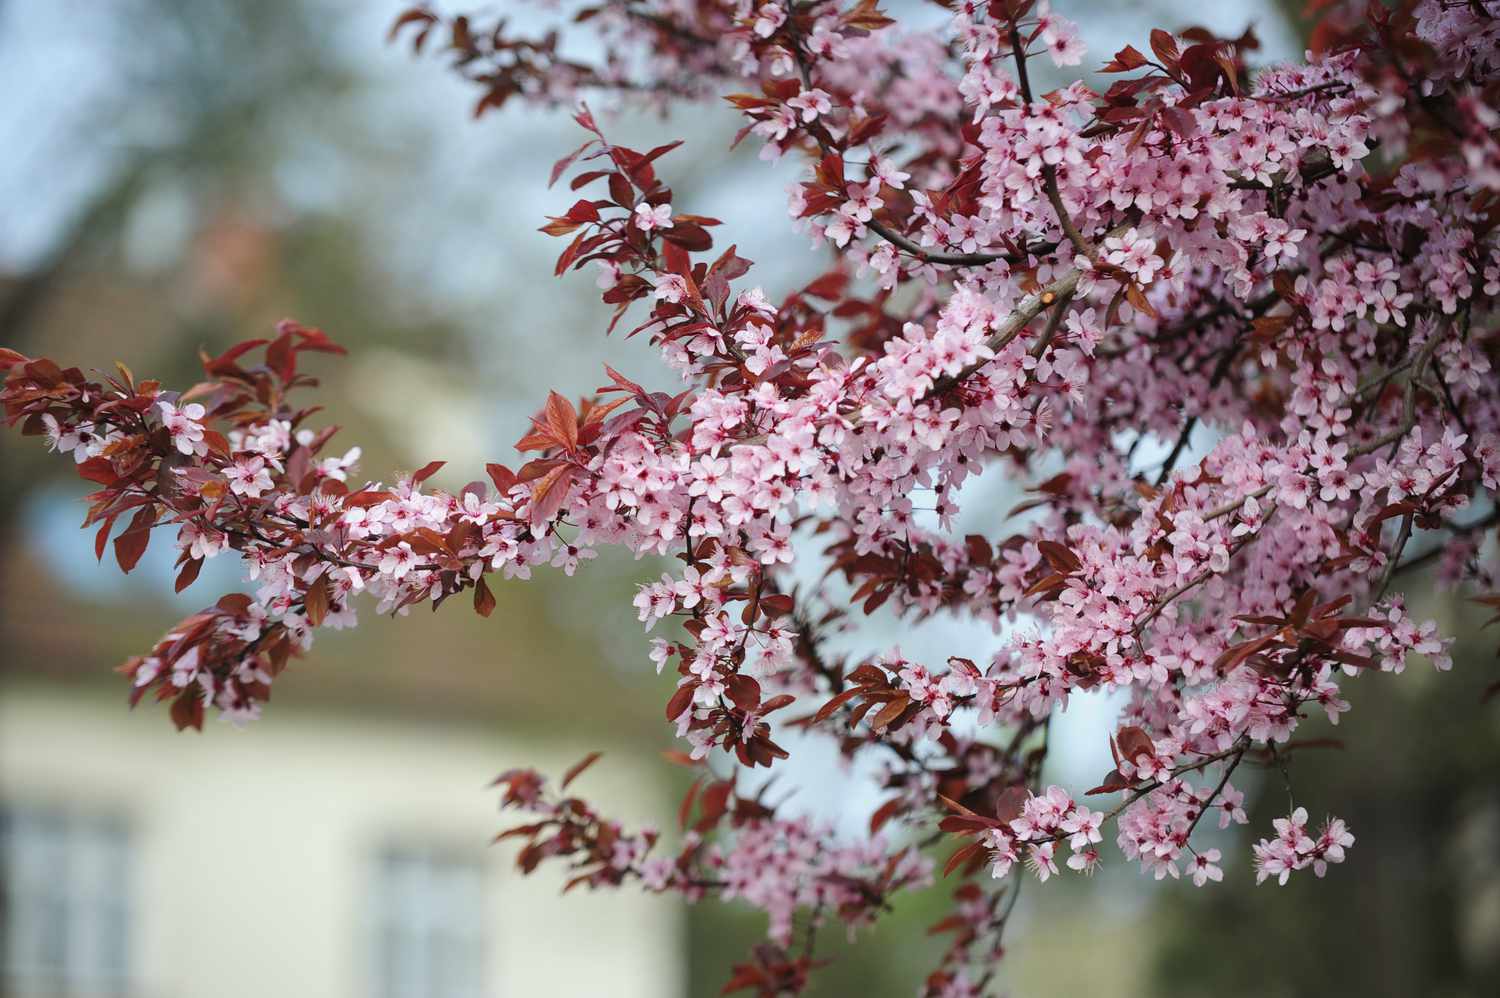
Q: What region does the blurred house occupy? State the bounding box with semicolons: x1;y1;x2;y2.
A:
0;673;682;998
0;684;683;998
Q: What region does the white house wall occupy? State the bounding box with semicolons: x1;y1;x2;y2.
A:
0;682;684;998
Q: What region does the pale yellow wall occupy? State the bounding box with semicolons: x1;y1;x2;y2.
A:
0;682;683;998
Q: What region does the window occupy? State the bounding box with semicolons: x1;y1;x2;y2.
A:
0;806;131;998
371;845;486;998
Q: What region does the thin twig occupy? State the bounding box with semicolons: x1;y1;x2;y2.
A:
1374;512;1414;602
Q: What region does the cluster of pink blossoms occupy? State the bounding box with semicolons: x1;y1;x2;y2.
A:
8;1;1500;993
982;785;1104;881
1252;807;1356;886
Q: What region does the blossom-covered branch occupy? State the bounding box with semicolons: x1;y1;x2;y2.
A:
6;1;1500;994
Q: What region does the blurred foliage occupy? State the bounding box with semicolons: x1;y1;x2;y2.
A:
1147;593;1500;998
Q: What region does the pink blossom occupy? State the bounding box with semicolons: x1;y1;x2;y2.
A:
158;400;208;457
226;455;273;498
633;203;673;231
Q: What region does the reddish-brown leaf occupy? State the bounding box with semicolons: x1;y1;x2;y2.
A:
1036;539;1082;573
549;139;595;188
1115;725;1155;762
1149;29;1181;69
113;506;156;574
561;751;603;791
174;557;203;593
869;695;910;731
169;689;205;732
869;796;905;836
666;683;696;721
1102;44;1150;72
725;674;762;711
679;777;704;831
813;688;862;723
76;456;118;486
941;840;985;878
544;391;579;451
303;572;330;627
527;463;577;525
473;575;497;618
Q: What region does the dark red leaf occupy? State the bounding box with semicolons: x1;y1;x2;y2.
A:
474;575;497;618
114;506;156;574
561;751;603;791
666;683;696;721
